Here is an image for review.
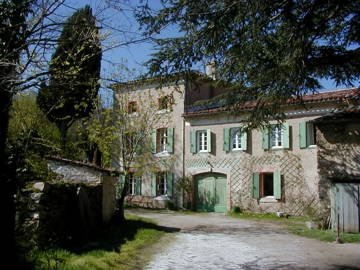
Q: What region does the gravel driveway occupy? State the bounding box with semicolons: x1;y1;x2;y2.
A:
126;209;360;270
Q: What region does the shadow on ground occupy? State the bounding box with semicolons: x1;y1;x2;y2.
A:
72;217;180;255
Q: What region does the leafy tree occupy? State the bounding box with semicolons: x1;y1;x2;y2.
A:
8;92;60;182
137;0;360;127
37;5;102;144
87;86;174;221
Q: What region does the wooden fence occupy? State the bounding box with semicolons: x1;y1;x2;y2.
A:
330;183;360;233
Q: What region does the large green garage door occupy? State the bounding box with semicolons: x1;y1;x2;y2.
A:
196;173;227;213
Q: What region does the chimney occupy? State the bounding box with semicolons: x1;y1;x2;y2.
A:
205;61;216;80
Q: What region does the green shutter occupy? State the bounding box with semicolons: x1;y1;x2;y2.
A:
273;171;282;199
167;127;174;153
241;129;247;151
262;127;269;150
135;132;142;155
151;173;157;196
299;122;307;149
151;129;157;153
223;128;230;151
166;172;173;197
283;123;290;149
206;129;212;152
252;172;260;199
190;131;196;153
135;178;141;195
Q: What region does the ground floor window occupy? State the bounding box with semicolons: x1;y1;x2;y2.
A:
152;172;173;197
252;171;282;199
157;172;167;196
128;173;141;195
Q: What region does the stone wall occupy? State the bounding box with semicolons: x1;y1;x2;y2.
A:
186;150;319;216
317;121;360;217
18;181;103;248
48;160;103;183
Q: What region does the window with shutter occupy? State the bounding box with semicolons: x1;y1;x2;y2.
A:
252;171;282;200
299;121;316;148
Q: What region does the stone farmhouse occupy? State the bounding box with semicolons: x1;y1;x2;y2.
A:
113;70;360;231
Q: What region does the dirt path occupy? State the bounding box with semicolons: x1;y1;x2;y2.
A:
127;209;360;270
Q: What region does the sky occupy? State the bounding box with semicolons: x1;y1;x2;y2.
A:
58;0;356;94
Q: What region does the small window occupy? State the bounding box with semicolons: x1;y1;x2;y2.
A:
252;171;281;199
197;130;208;152
261;173;274;197
156;172;167;196
270;124;284;149
156;128;168;153
158;95;173;111
231;128;242;150
128;101;137;114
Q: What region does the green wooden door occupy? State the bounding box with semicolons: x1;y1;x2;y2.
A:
196;173;227;213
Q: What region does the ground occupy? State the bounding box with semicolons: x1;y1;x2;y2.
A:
126;209;360;270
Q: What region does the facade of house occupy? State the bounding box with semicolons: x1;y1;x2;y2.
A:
113;75;360;222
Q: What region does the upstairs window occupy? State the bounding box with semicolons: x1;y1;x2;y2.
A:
232;129;242;150
223;127;247;152
270;124;284;149
151;128;174;154
158;95;173;111
262;123;290;150
198;130;208;152
157;128;168;153
299;121;316;148
128;101;137;114
190;129;212;153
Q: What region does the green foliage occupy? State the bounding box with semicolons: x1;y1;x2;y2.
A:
37;5;102;140
8;92;60;182
176;176;193;209
137;0;360;127
287;223;360;243
27;215;168;270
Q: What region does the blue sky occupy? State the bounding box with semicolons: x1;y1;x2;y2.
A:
59;0;356;93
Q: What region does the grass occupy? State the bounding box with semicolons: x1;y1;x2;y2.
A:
27;214;175;270
287;222;360;243
229;211;360;243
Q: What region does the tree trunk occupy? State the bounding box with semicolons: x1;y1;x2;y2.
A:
114;176;129;223
58;120;69;150
0;88;16;265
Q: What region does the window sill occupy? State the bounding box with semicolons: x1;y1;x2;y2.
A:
128;112;138;118
231;148;244;152
154;152;170;158
156;109;171;115
307;145;317;149
259;196;279;203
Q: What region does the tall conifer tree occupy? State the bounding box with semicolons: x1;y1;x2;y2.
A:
37;5;102;143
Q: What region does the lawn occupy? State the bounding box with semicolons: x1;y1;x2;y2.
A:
229;212;360;243
27;214;173;270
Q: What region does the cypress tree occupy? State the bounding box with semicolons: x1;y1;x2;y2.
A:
37;5;102;144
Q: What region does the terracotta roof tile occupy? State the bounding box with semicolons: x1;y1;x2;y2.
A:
184;87;360;116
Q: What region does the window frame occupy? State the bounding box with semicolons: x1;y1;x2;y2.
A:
128;173;141;196
231;128;243;151
156;172;167;196
128;101;137;114
270;124;284;149
197;130;208;152
156;128;168;153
